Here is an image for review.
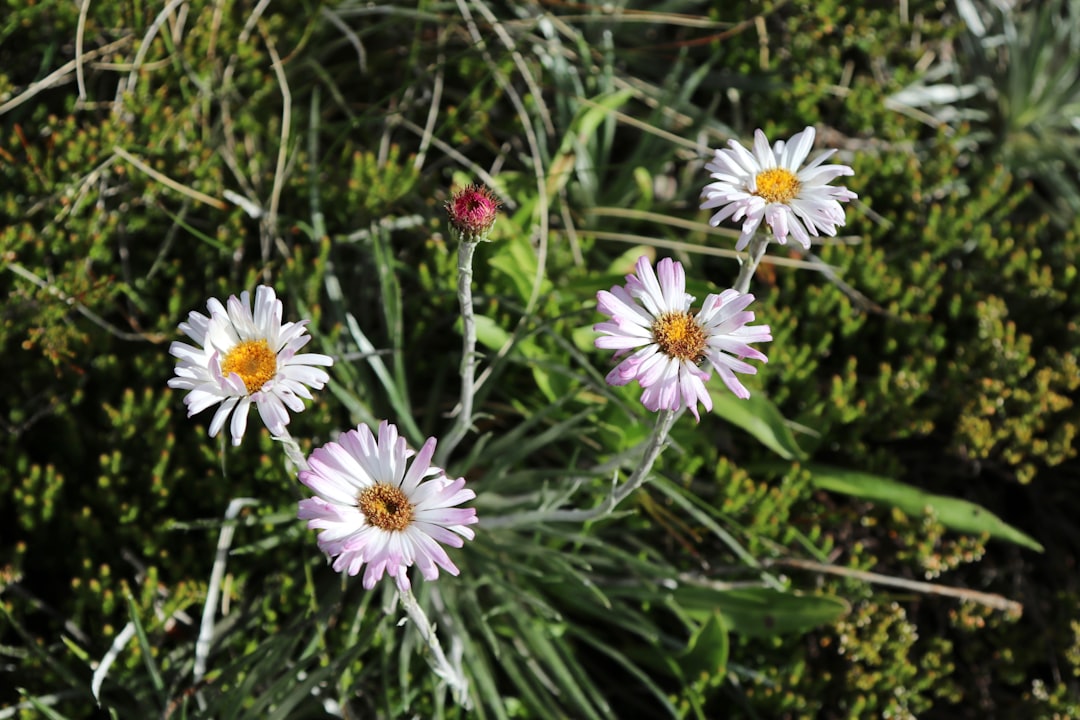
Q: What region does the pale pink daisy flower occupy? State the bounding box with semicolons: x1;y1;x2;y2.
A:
168;286;334;446
298;421;478;591
700;126;857;250
594;256;771;420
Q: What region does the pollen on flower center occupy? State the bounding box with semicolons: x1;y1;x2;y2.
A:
652;312;707;362
220;339;277;393
753;167;801;204
358;483;415;531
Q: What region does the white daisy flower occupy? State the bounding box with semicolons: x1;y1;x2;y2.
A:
298;421;478;591
594;256;772;420
700;126;857;250
168;285;334;446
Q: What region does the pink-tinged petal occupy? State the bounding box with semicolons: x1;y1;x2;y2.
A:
410;530;460;579
169;340;205;363
765;205;791;243
300;469;359;506
229;396;253;446
255;394;289;436
707;349;761;377
401;437;437;494
799;162;854;185
752;129;777;169
207;397;239;438
277;379;314;401
787;216;813;249
225;292;254;339
605;362;636;387
597;286;654;328
717;366;752;399
253;285;282;342
184;388;229;416
276;320;310;351
595;333;652;351
655;257;684;312
732;323;773;345
311;443;374;491
286;352;335;368
627;256;665;317
734;227;756;252
782;126;815;170
635;351;674;388
640;375;676;413
679;363;712;418
416;519;475;545
726;137;760;176
273;386;308;413
704;201;741;226
297;497;333;521
167;375;199;392
363;558;390;589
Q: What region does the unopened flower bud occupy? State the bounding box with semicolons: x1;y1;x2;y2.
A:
445;183;501;242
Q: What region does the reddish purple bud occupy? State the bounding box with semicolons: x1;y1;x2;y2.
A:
445;183;501;242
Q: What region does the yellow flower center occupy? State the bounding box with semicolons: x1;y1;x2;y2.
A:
358;483;414;531
652;312;707;362
220;339;277;393
754;167;801;204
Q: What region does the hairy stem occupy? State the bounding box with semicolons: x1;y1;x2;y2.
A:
437;239;480;467
734;233;770;295
398;587;472;707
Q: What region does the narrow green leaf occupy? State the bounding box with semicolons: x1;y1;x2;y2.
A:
675;584;850;638
565;90;635;154
161;208;230;253
19;694;73;720
710;389;807;461
124;594;166;705
370;223;412;418
806;464;1044;552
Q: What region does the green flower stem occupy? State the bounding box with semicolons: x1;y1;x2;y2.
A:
483;409;678;528
734;233;770;295
398;587;471;708
436;238;479;467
